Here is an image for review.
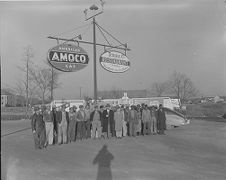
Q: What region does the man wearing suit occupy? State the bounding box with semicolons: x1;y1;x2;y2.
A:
56;104;69;144
102;104;115;139
76;105;86;140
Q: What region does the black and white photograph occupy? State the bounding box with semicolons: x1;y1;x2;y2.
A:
1;0;226;180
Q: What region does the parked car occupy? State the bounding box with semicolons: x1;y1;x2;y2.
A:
163;107;189;129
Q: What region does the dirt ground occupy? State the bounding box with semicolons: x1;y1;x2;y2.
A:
1;119;226;180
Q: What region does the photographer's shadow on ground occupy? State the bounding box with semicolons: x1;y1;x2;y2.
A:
93;145;114;180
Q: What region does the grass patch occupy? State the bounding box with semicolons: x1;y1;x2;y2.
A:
186;103;226;117
1;107;32;121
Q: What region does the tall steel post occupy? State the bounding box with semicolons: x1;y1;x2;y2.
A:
93;17;97;103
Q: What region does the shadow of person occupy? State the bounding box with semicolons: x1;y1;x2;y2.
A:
93;145;114;180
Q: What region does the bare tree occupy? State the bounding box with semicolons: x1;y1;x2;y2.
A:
16;46;34;116
169;71;198;102
14;79;38;106
44;60;61;101
150;82;168;96
29;65;60;105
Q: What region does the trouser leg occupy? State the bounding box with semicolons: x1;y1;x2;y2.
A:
49;122;53;145
122;121;127;137
81;122;86;139
62;123;67;144
97;121;102;138
86;121;91;139
68;121;73;142
76;122;82;140
58;124;62;144
33;132;39;149
107;123;111;138
72;122;76;141
39;129;46;148
143;122;147;135
153;119;157;134
146;121;151;135
132;122;136;136
116;130;122;138
45;122;53;145
150;121;153;134
92;121;97;139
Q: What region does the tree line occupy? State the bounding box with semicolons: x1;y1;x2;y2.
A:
150;71;199;102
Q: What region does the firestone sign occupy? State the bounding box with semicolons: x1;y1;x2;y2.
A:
47;44;89;72
99;51;130;73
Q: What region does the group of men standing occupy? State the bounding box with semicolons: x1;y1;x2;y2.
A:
31;103;166;150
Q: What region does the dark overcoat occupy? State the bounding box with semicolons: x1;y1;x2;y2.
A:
56;111;69;124
102;110;114;134
157;109;166;131
31;113;45;134
31;113;46;149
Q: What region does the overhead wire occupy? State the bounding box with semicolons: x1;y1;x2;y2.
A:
95;22;126;47
60;22;92;44
95;22;111;46
53;23;91;37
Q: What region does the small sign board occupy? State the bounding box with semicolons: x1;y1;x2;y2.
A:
99;51;130;73
47;44;89;72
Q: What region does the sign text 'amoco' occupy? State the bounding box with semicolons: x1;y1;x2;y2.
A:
47;44;89;72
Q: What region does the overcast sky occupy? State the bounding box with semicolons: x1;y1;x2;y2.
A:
1;0;226;99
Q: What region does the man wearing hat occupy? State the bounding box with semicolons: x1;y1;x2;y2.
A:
56;104;69;144
76;105;86;140
157;104;166;135
42;105;54;146
102;104;115;139
68;106;77;142
31;106;46;149
51;104;58;144
84;105;91;139
128;105;138;137
90;105;102;139
142;104;151;135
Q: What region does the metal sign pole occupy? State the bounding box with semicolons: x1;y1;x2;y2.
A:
93;17;97;103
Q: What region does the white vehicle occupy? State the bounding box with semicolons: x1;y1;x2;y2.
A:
51;99;85;112
131;97;177;110
164;107;189;129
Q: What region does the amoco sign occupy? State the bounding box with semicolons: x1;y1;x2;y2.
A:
47;44;89;72
99;51;130;73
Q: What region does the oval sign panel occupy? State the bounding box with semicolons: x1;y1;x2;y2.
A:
47;44;89;72
99;51;130;73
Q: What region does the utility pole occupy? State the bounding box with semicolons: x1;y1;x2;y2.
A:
80;87;82;100
26;53;28;117
93;16;97;103
51;66;53;102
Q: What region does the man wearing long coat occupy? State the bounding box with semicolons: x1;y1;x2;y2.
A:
31;107;46;149
102;104;115;138
128;105;138;137
157;104;166;135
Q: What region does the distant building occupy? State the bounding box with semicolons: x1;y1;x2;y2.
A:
1;95;7;107
1;89;16;107
98;89;148;99
214;96;224;103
